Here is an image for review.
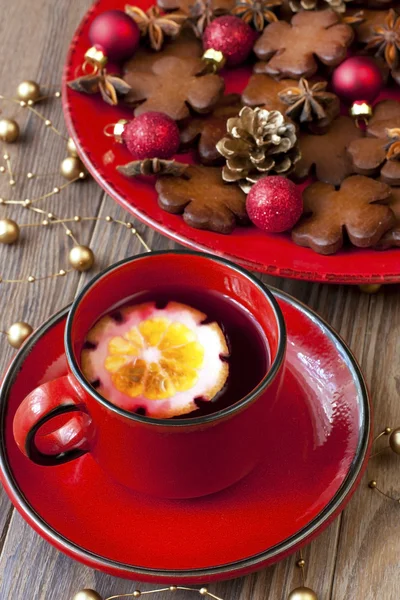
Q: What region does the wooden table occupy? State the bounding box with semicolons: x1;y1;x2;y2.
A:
0;1;399;598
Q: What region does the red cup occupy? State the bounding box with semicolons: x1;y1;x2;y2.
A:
13;251;286;498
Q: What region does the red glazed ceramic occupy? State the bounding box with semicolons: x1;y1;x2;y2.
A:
0;288;371;583
62;0;400;285
13;252;286;499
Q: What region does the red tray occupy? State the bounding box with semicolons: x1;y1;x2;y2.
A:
62;0;400;285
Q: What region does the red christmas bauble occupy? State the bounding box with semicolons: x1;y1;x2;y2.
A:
89;10;140;62
203;16;256;67
332;56;383;105
246;176;303;233
123;112;181;160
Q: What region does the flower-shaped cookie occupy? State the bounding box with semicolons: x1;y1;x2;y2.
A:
124;56;224;120
157;0;234;13
253;9;354;78
293;116;363;185
347;100;400;186
242;73;298;113
156;164;248;232
376;185;400;249
292;176;394;254
180;94;243;165
123;29;203;74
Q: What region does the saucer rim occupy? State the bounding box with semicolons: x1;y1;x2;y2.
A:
0;289;371;580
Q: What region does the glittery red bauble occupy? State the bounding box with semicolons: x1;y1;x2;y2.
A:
246;177;303;233
89;10;140;62
203;16;255;67
123;112;181;160
332;56;383;105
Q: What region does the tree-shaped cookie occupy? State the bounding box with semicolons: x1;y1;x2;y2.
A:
125;56;224;120
156;165;248;233
376;185;400;249
253;9;354;78
293;116;363;186
292;176;394;254
347;100;400;186
180;94;243;165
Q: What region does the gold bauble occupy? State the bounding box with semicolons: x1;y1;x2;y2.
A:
16;80;41;102
67;136;79;157
7;322;33;349
69;245;95;272
60;156;86;180
72;590;103;600
288;587;318;600
389;428;400;455
0;219;20;244
0;118;20;143
359;284;382;294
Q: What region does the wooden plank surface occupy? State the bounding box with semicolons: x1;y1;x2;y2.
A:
0;2;399;599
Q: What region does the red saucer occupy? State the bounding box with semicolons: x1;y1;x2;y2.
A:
0;290;371;583
62;0;400;285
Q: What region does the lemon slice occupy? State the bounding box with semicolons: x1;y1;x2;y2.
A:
81;301;229;418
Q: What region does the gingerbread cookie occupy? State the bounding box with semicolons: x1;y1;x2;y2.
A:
242;73;298;114
376;185;400;249
253;10;354;78
156;164;248;233
124;56;224;120
348;100;400;185
157;0;233;14
292;176;394;254
123;29;203;74
293;116;363;185
180;94;243;164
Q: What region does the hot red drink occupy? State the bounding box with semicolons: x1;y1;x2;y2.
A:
81;285;269;419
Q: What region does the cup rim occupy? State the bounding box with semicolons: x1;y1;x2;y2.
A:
65;250;286;427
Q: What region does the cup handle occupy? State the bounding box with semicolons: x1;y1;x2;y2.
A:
13;374;92;466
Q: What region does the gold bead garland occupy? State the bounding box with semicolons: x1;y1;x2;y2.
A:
71;552;319;600
0;80;150;349
368;426;400;502
72;585;225;600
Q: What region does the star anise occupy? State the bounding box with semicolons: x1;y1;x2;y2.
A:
117;158;189;177
366;9;400;70
189;0;231;37
231;0;281;31
385;128;400;161
67;70;131;106
289;0;353;12
125;5;187;51
278;78;339;124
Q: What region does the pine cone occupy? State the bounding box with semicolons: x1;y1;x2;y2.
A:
289;0;353;12
216;106;300;192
